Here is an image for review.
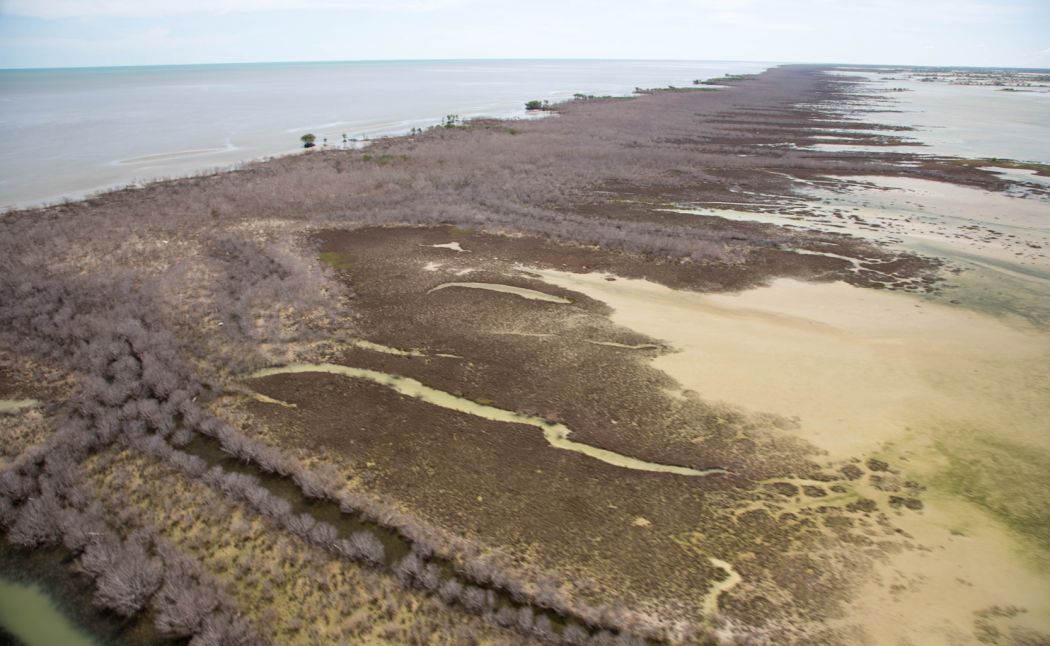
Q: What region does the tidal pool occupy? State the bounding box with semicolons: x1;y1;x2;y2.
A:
0;577;97;646
427;242;468;252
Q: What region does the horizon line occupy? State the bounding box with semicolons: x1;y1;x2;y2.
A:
1;56;777;72
3;57;1049;73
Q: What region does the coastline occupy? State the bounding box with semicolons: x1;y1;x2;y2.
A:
0;59;772;211
2;64;1049;644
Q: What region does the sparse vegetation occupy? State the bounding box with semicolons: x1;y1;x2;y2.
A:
698;73;758;86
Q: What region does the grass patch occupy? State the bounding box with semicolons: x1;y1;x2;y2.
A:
361;154;409;165
319;252;354;271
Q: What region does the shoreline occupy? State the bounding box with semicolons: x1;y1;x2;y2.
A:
1;59;773;211
3;64;1049;644
8;61;1047;215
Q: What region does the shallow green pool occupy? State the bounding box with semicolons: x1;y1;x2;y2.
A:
0;576;98;646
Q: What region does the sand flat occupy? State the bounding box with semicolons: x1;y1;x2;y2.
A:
529;269;1050;460
531;267;1050;642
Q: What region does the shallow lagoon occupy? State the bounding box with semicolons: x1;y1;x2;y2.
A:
0;576;98;646
821;70;1050;163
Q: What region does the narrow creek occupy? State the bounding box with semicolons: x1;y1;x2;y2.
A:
168;358;730;640
180;433;638;642
701;558;742;620
428;282;573;304
586;341;662;350
248;363;725;477
0;546;164;646
0;400;39;415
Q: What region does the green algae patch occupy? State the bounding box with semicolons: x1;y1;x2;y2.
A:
932;434;1050;557
319;251;354;271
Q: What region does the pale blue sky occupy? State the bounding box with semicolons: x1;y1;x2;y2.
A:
1;0;1047;69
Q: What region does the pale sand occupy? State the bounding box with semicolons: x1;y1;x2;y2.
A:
529;268;1050;643
848;491;1050;645
529;270;1050;460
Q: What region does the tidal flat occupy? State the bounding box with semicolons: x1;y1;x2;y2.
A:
1;65;1048;645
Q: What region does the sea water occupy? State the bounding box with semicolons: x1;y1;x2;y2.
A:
823;69;1050;163
0;59;768;208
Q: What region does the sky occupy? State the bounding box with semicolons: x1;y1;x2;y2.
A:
0;0;1048;69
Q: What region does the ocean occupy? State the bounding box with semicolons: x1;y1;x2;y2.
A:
0;59;768;209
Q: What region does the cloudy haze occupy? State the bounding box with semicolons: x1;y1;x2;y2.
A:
1;0;1047;69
